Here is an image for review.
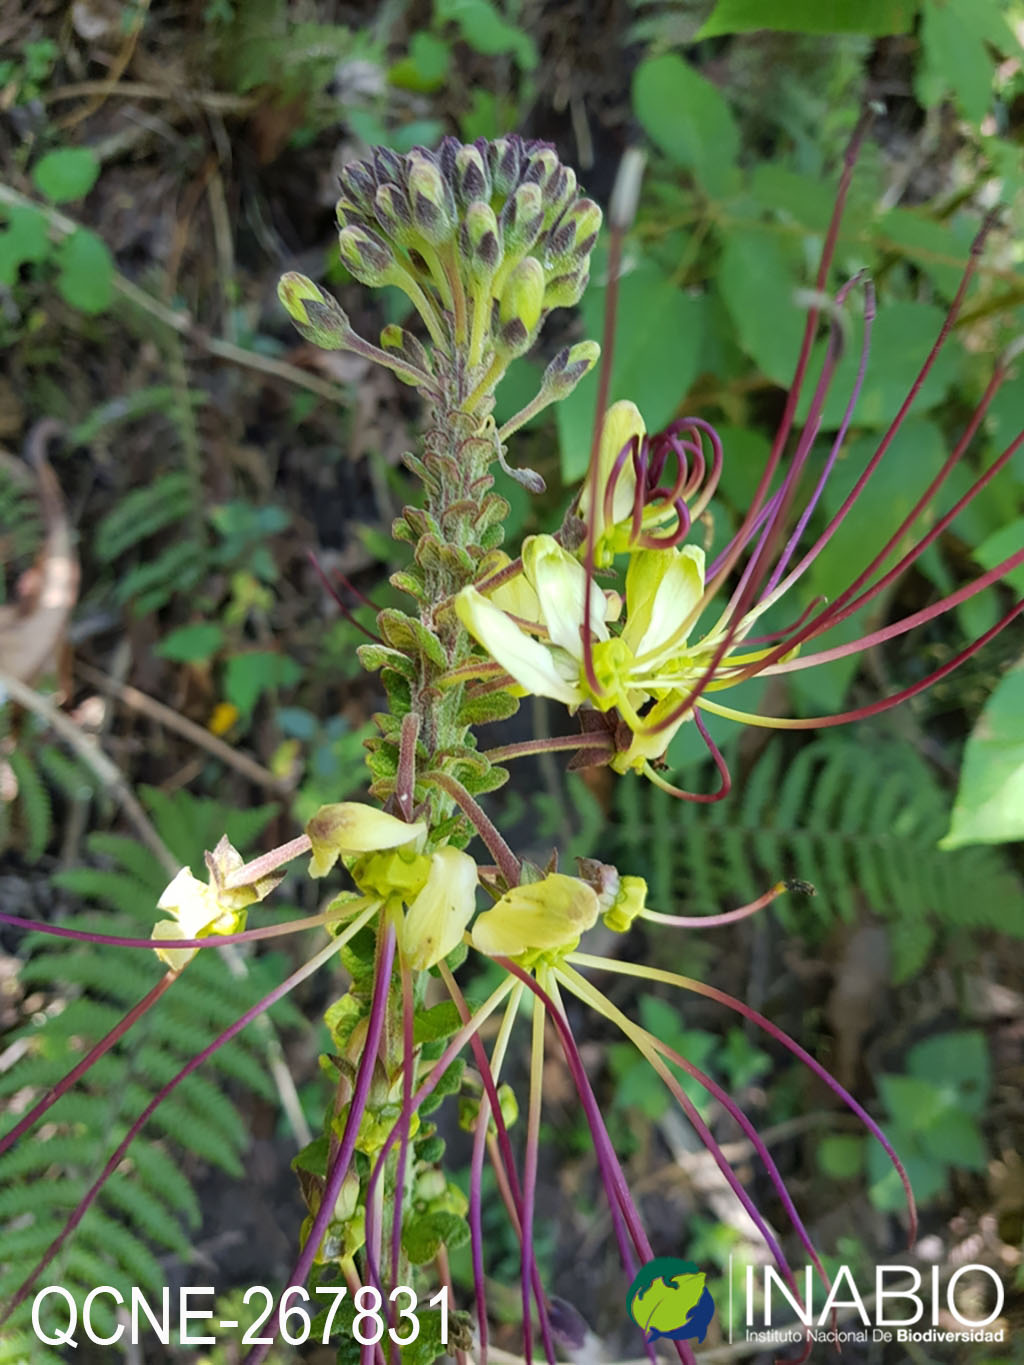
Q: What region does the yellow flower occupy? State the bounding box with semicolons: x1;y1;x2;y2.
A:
306;803;427;878
401;847;479;970
470;874;599;960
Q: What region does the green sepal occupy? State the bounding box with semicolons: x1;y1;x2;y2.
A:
479;522;506;551
472;492;511;535
378;609;448;669
389;567;428;602
458;689;521;726
434;746;492;779
365;741;400;781
419;1057;465;1115
357;643;417;681
324;993;365;1050
415;1133;446;1162
380;669;413;716
340;926;379;986
402;1210;470;1266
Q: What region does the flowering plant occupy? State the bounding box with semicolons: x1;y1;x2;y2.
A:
2;121;1021;1365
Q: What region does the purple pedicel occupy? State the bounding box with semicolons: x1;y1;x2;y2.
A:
244;925;396;1365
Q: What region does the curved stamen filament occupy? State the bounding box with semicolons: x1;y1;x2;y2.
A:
569;953;917;1243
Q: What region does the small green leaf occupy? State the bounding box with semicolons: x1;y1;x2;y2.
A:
697;0;918;39
413;1001;463;1046
633;54;740;199
156;623;224;663
32;148;100;202
54;228;114;313
402;1210;470;1265
0;203;51;284
915;0;1013;126
941;666;1024;849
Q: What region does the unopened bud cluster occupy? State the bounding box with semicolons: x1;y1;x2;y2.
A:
335;135;599;366
279;136;602;419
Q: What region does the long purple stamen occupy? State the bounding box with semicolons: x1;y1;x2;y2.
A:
0;929;352;1330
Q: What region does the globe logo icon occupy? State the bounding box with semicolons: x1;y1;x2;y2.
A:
626;1257;716;1343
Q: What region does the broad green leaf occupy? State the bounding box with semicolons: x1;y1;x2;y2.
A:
224;651;301;715
716;225;805;386
877;207;972;301
974;520;1024;596
918;1108;987;1170
906;1030;991;1112
156;624;225;663
697;0;919;38
54;228;114;313
31;147;100;202
800;301;958;429
435;0;537;70
916;0;1014;126
632;54;740;199
556;248;704;483
941;666;1024;848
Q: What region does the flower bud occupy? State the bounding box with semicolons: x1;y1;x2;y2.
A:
470;873;599;958
372;146;404;186
372;182;414;241
338;160;377;210
454;143;491;206
380;323;432;374
436;134;461;184
499;255;545;335
523;146;559;194
401;846;478;970
543;166;577;227
541;340;600;399
337;224;397;287
500;181;544;254
407;156;456;244
543;266;589;310
335;197;369;230
488;135;522;197
277;273;353;350
546;198;602;266
306;802;426;878
461;201;501;279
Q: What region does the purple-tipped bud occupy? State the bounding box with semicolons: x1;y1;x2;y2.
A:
335;197;369;231
542;164;577;227
337;224;396;286
541;339;600;397
277;273;353;349
461;200;502;278
372;182;413;240
496;256;545;357
338;159;377;208
454;143;491;206
523;146;559;193
407;156;456;244
372;146;404;186
546;197;602;267
380;323;433;374
437;134;460;184
489;135;523;197
543;266;589;309
500;181;545;254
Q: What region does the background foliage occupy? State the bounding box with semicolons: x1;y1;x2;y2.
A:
1;0;1022;1359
